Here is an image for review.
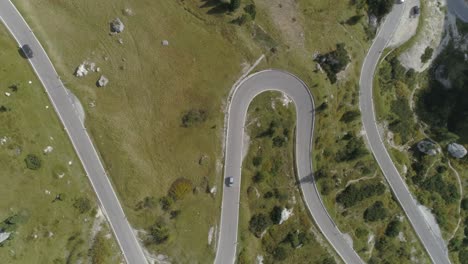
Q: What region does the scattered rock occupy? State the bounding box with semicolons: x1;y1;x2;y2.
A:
199;154;208;165
110;18;125;33
97;75;109;87
161;40;169;46
448;143;467;159
74;63;88;77
4;92;11;97
123;8;134;16
368;14;378;29
0;232;10;244
68;160;73;165
210;186;217;195
279;208;293;224
208;226;214;245
0;136;8;145
118;38;124;45
96;67;101;72
417;140;437;155
43;146;53;154
45;190;51;195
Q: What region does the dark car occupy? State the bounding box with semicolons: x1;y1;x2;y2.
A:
21;44;33;59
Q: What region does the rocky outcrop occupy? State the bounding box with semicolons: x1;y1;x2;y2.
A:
417;140;437;155
448;143;467;159
110;18;125;33
97;75;109;87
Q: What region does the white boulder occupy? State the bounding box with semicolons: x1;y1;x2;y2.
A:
448;143;467;159
74;63;88;77
279;208;293;224
110;18;125;33
417;140;437;155
97;75;109;87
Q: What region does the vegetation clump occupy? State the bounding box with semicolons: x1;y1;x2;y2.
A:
364;201;388;222
73;197;92;214
420;47;434;63
24;154;41;170
336;182;386;207
181;109;207;127
315;43;350;83
249;213;270;237
168;178;193;200
149;221;169;244
385;219;402;237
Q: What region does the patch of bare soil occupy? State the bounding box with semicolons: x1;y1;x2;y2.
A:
256;0;305;49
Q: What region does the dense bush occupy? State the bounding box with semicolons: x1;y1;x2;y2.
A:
252;156;262;167
149;221;169;244
168;178;193;200
230;0;241;11
420;174;460;204
340;110;360;123
257;121;278;138
345;15;363;25
90;232;112;264
364;201;388;222
249;213;270;237
24;154;41;170
181;109;207;127
336;182;386;207
315;43;350;83
244;3;256;19
135;196;158;210
253;171;266;183
270;206;282;224
335;136;368;162
420;47;434;63
272;136;286;147
73;197;92;214
367;0;394;19
272;246;288;261
385;220;402;237
159;196;173;211
461;198;468;211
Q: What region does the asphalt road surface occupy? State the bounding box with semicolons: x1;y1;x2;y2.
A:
215;70;363;264
0;2;148;263
359;2;451;264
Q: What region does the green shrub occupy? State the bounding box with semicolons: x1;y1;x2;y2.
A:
270;206;282;224
168;178;193;200
420;47;434;63
315;43;350;83
24;154;41;170
159;196;173;211
149;222;169;244
272;136;286;147
336;182;385;207
253;171;266;183
335;135;368;162
340;110;361;123
90;232;112;264
244;3;256;19
181;109;207;127
73;197;92;214
272;246;288;261
230;0;240;11
364;201;388;222
367;0;394;19
252;156;262;167
249;213;270;237
385;220;402;237
461;198;468;211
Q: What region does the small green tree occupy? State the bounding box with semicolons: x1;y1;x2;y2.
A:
385;220;402;237
149;222;169;244
270;206;282;224
159;196;173;211
421;47;434;63
364;201;388;222
181;109;207;127
25;154;41;170
272;246;288;261
230;0;241;11
249;213;270;237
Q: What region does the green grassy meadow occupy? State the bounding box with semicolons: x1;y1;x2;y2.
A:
0;24;120;263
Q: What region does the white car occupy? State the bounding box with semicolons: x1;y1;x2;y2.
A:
227;177;234;187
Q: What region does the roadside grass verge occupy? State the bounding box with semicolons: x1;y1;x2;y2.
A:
0;24;120;263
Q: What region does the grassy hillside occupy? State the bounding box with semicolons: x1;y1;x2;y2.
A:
11;0;430;262
0;25;120;263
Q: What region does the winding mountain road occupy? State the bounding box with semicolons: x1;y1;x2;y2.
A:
359;2;451;264
215;70;363;264
0;2;148;264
